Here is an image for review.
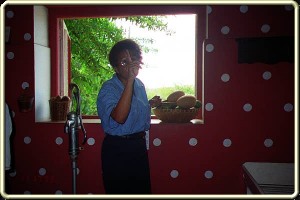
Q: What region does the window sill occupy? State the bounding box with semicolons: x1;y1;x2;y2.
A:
36;118;204;124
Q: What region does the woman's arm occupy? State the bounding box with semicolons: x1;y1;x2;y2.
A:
110;50;138;124
110;79;134;124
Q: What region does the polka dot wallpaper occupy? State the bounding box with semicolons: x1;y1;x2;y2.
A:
4;4;295;195
207;5;294;38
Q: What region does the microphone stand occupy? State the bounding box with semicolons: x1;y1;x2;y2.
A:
64;83;87;194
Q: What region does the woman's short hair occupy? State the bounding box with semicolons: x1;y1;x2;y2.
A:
109;39;142;68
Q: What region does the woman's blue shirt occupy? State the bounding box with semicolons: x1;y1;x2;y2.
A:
97;74;151;136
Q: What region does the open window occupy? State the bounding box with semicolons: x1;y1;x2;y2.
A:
47;5;206;120
58;19;71;97
61;14;197;115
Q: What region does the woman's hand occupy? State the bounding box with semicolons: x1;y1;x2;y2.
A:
124;50;142;79
127;61;142;79
149;96;162;108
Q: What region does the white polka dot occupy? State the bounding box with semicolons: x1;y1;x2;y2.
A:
263;71;272;80
264;139;273;147
223;139;232;147
207;6;212;14
170;170;179;178
189;138;198;146
9;171;17;177
261;24;271;33
204;170;213;179
221;26;230;35
24;33;32;41
243;103;252;112
39;168;47;176
55;137;63;145
22;82;29;89
240;5;248;13
24;136;31;144
87;138;95;146
7;52;14;59
206;44;214;52
153;138;161;146
284;103;293;112
221;73;230;82
6;11;14;18
205;103;214;111
24;191;31;194
284;5;293;11
55;190;63;194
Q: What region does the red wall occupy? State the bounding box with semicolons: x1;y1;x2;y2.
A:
4;4;295;195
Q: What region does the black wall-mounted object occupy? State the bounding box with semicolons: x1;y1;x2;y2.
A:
236;36;294;64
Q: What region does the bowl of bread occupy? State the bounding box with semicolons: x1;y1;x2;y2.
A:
153;91;201;123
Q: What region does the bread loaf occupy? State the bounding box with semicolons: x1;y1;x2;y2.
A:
167;91;185;102
176;95;197;109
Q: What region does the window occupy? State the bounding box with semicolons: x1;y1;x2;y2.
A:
47;5;206;120
63;14;196;115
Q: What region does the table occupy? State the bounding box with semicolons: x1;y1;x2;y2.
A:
242;162;294;194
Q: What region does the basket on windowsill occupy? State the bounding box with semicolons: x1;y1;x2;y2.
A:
153;107;200;123
49;96;71;121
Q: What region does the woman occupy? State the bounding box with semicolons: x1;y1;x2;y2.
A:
97;39;161;194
